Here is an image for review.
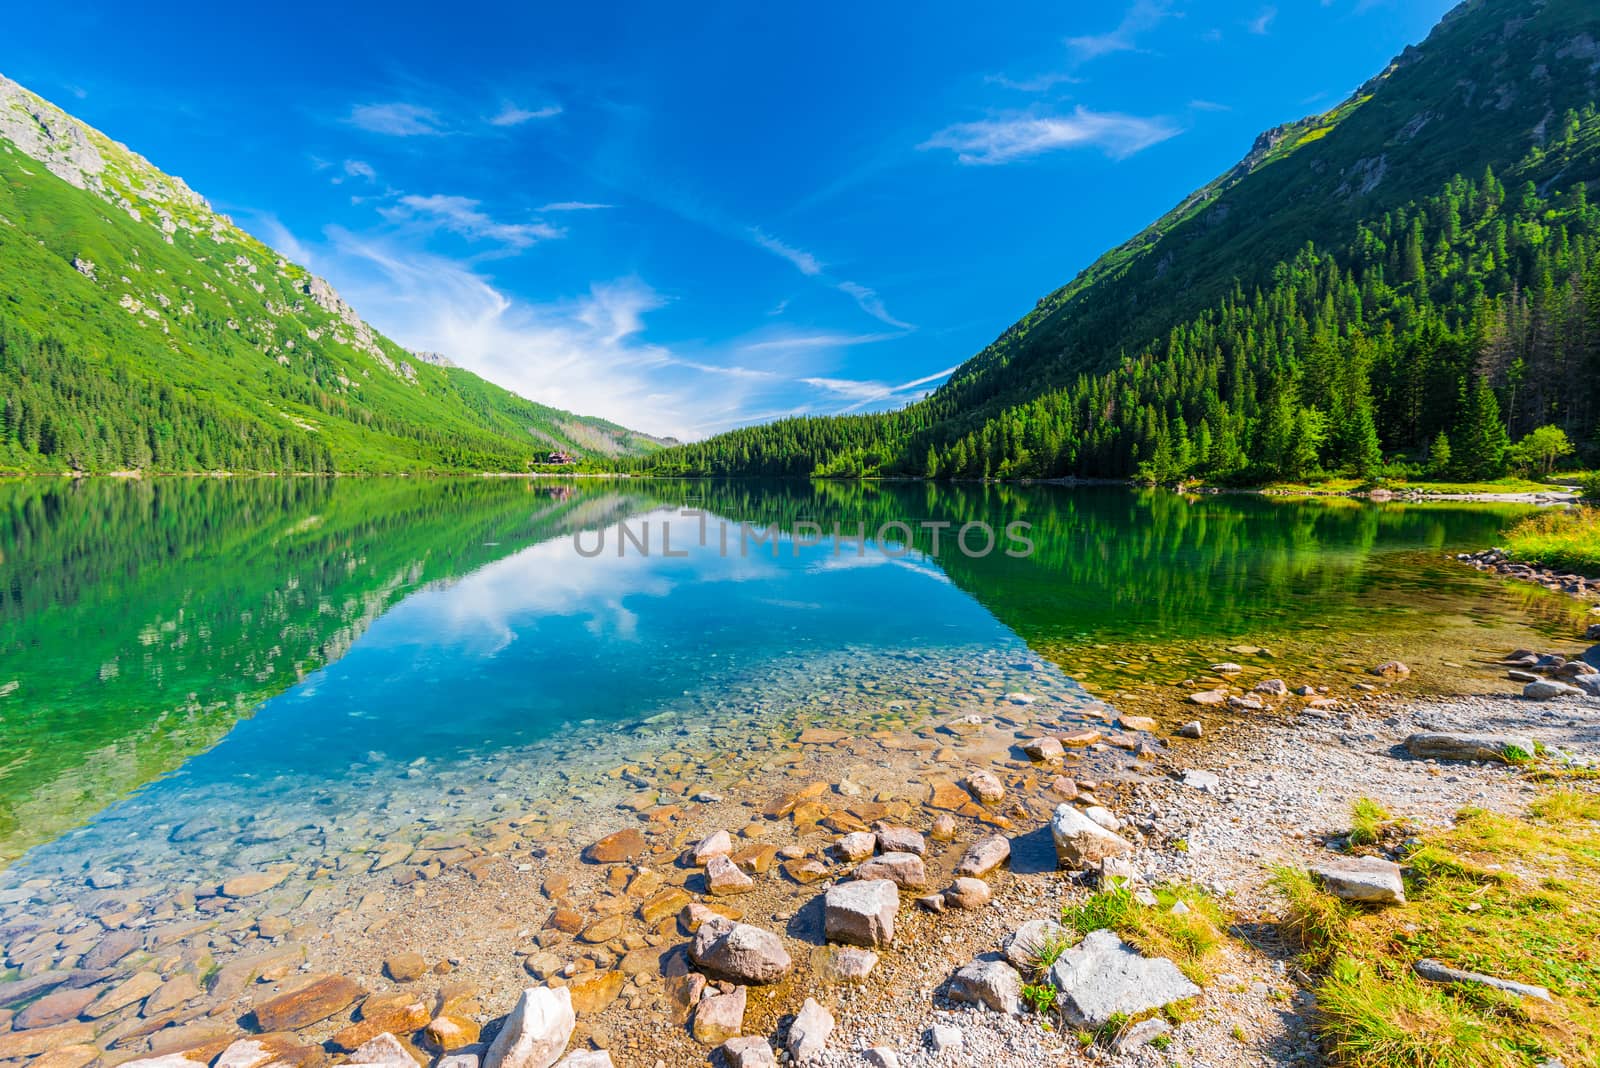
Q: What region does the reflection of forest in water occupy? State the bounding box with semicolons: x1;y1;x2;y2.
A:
0;476;1561;864
0;476;647;863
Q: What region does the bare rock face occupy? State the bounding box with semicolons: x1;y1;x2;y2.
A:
1309;855;1406;905
954;834;1010;877
1047;930;1199;1028
824;879;899;948
690;917;793;983
786;998;835;1063
1050;804;1133;869
854;852;926;889
482;987;575;1068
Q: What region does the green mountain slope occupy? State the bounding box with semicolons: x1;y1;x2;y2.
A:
0;75;666;473
640;0;1600;482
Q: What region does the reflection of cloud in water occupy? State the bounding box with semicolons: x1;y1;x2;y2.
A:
367;508;784;653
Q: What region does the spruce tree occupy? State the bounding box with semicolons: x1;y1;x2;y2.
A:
1452;378;1509;479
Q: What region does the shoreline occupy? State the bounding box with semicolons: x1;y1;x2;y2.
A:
2;600;1596;1068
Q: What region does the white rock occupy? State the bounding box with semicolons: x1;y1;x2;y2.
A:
875;826;925;856
835;831;877;862
963;770;1005;804
693;830;733;865
954;834;1010;877
786;998;835;1063
854;851;926;888
483;987;574;1068
1047;929;1199;1028
926;1024;963;1055
1050;803;1133;869
864;1049;899;1068
706;853;755;896
718;1037;775;1068
347;1033;418;1068
1083;805;1122;831
690;916;793;982
553;1054;614;1068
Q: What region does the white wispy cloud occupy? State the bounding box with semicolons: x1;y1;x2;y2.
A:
1247;6;1277;34
343;159;377;181
490;102;562;126
801;365;960;411
750;228;823;276
347;102;446;136
1066;0;1174;62
740;332;901;353
540;201;612;212
985;71;1083;93
1188;99;1230;112
749;230;912;329
380;194;564;249
920;107;1180;164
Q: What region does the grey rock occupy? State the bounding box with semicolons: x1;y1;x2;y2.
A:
947;958;1022;1015
1413;958;1551;1001
813;945;878;983
1181;769;1220;792
1310;855;1406;905
824;879;898;948
1176;720;1203;739
1022;736;1065;762
954;834;1010;877
854;851;926;889
439;1058;481;1068
483;987;575;1068
786;998;834;1063
1524;679;1581;700
1572;674;1600;698
942;877;991;909
1047;929;1200;1028
1404;732;1535;763
691;917;793;983
718;1037;775;1068
1003;918;1069;971
1050;803;1133;869
864;1049;899;1068
875;827;926;856
1110;1018;1172;1055
1253;678;1288;696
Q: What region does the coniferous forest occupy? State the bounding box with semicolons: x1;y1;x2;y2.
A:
635;112;1600;483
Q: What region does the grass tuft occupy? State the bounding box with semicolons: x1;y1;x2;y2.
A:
1503;506;1600;576
1349;797;1394;848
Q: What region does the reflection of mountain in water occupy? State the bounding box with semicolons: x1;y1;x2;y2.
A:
0;477;651;863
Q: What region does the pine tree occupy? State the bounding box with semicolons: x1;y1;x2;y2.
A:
1452;378;1510;479
1428;430;1452;476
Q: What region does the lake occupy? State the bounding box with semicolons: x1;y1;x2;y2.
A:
0;477;1577;875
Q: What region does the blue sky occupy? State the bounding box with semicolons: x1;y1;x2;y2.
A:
5;0;1456;439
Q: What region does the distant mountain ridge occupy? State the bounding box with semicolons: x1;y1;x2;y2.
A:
639;0;1600;482
0;74;667;472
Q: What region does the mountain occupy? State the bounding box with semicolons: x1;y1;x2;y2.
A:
0;75;667;473
641;0;1600;482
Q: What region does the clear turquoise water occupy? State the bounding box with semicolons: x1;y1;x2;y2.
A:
0;477;1568;887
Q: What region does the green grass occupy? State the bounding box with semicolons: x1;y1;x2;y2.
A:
1062;880;1230;985
1348;797;1394;848
1503;507;1600;576
1273;792;1600;1068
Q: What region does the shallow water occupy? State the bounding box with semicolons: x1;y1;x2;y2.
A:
0;478;1579;890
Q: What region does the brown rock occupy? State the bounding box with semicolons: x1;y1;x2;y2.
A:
731;844;779;874
955;834;1011;877
1058;728;1103;747
84;970;162;1018
566;969;625;1015
332;997;431;1050
855;852;926;888
220;868;290;898
547;907;585;934
580;915;626;944
690;985;746;1044
30;1046;100;1068
14;986;97;1030
0;1023;97;1059
639;887;691;925
144;973;203;1017
252;975;364;1032
423;1014;481;1051
585;828;647;863
384;952;428;982
782;858;829;884
926;781;969;811
928;814;958;841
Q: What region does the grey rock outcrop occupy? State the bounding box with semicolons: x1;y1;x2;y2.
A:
1047;929;1199;1028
